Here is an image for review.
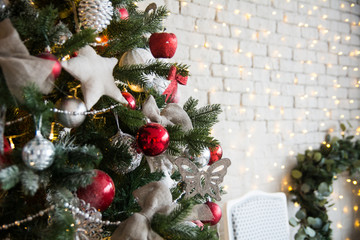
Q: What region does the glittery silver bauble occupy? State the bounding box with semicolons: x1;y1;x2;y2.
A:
55;97;87;128
185;147;211;168
78;0;113;33
22;133;55;170
110;131;143;174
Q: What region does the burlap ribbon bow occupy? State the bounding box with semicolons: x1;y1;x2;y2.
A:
142;95;193;132
0;19;55;101
111;181;213;240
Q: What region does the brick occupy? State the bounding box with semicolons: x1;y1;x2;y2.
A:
181;3;216;19
316;52;338;64
301;27;319;39
190;48;221;63
293;49;317;61
240;41;267;56
339;56;359;66
211;64;242;78
326;65;348;77
242;93;268;107
280;60;304;73
304;63;326;74
222;51;252;67
174;44;190;60
243;68;270;82
294;96;317;108
227;1;257;15
206;35;238;51
349;89;360;99
330;21;351;34
196;19;230;36
209;91;240;105
268;45;292;59
256;6;283;21
327;87;348;98
271;71;296;84
268;121;293;133
338;77;355;88
230;26;255;40
341;34;360;46
320;8;341;20
255;82;281;95
253;56;279;70
277;22;301;37
188;61;211;76
225;107;255;121
270;95;294;107
164;0;179;14
249;17;276;32
305;86;327;97
166;14;195;30
217;10;248;26
254;107;283;120
174;30;205;47
224;79;254;92
281;84;305;96
318;97;337;109
272;0;297;12
189;76;223;91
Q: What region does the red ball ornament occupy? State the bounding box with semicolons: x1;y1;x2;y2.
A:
202;202;222;226
209;145;223;165
76;170;115;211
117;8;129;19
149;32;177;58
37;53;62;78
121;92;136;110
136;123;169;156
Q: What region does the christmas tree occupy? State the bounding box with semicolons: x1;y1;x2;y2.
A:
0;0;231;239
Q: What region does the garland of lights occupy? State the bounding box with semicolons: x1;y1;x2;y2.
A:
289;125;360;239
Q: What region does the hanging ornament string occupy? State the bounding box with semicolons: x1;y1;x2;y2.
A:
0;201;121;231
5;103;122;127
51;103;121;116
0;105;6;154
0;205;55;230
162;65;188;102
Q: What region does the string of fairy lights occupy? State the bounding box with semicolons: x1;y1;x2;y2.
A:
2;0;359;236
176;0;360;236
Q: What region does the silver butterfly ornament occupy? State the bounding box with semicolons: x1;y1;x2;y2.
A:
174;157;231;201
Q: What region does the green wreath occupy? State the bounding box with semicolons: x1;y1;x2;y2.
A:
289;124;360;240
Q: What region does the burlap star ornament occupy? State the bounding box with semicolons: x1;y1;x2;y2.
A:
61;45;127;109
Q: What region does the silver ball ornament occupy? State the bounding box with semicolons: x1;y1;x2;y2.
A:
55;97;87;128
22;133;55;170
110;131;143;174
185;148;211;168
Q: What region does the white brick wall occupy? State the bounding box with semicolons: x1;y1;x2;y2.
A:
141;0;360;239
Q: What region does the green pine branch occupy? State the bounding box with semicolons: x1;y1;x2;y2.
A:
114;61;189;91
102;5;168;56
53;28;97;57
183;97;222;130
152;200;218;240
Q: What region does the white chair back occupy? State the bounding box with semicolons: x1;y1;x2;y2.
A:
224;191;289;240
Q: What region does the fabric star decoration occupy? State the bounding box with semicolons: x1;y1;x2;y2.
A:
61;45;127;109
0;19;55;101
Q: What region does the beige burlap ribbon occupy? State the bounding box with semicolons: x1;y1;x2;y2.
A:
0;19;55;101
111;181;213;240
142;95;193;131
